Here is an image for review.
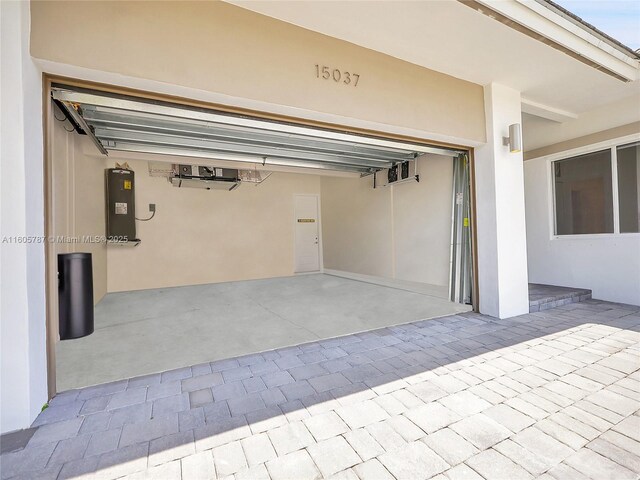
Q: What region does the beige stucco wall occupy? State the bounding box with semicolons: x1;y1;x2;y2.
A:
30;1;485;145
321;154;453;287
106;159;321;292
393;155;454;286
52;136;453;294
320;175;394;279
50;117;108;305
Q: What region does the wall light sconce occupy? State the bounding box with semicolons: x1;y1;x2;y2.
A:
502;123;522;153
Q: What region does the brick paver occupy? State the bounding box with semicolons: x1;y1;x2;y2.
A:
1;299;639;479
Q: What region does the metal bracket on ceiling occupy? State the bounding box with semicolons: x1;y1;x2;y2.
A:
371;157;420;188
51;91;108;156
360;169;378;178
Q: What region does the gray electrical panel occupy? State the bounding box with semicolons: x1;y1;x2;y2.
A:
105;168;137;242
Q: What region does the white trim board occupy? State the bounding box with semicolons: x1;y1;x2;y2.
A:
529;133;640;164
481;0;640;81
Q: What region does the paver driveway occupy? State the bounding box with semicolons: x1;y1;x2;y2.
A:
2;299;639;479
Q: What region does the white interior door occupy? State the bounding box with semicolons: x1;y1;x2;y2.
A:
294;195;320;273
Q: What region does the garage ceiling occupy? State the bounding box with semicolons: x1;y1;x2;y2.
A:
52;86;463;175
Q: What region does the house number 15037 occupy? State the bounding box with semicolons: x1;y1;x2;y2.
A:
315;65;360;86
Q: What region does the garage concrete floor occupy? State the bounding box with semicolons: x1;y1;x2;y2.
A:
56;274;470;391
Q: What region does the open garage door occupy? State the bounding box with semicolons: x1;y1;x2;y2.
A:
52;86;464;174
48;82;475;391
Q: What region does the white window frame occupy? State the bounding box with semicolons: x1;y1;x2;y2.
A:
537;133;640;241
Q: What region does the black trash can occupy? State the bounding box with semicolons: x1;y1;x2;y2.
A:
58;252;94;340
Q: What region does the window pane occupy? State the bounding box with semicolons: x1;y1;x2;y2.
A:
617;142;640;233
553;149;613;235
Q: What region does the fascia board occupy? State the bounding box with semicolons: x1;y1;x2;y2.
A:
477;0;640;81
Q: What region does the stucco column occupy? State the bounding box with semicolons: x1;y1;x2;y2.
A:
474;83;529;319
1;0;47;433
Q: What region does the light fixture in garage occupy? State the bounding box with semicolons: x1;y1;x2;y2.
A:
51;86;466;175
502;123;522;153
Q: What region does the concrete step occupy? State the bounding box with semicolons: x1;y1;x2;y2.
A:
528;283;592;313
